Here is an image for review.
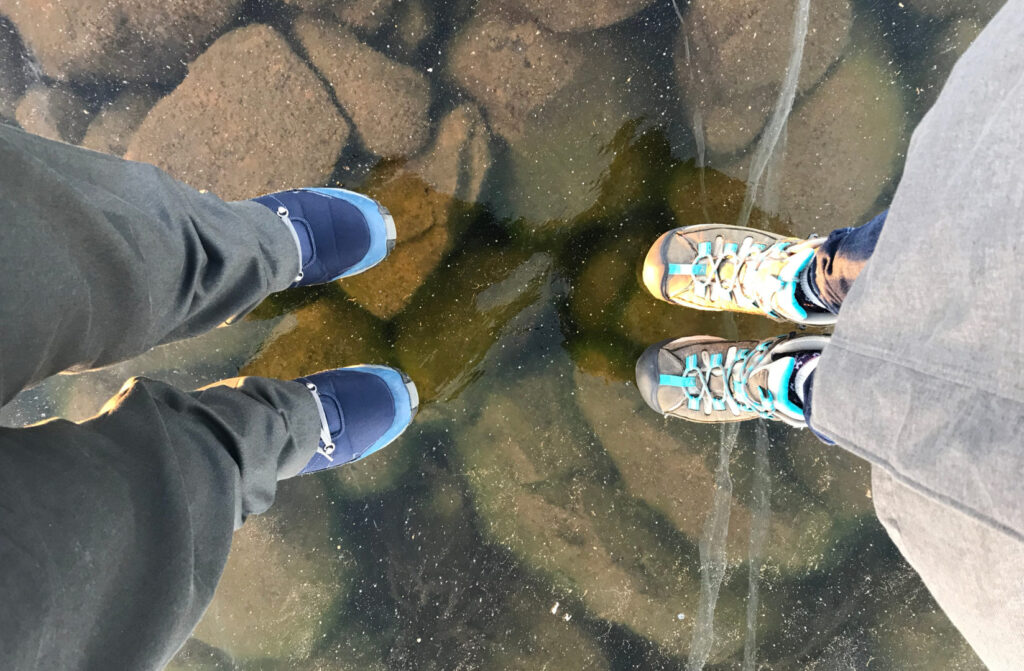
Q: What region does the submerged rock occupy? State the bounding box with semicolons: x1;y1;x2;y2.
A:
902;0;1006;20
394;249;551;402
126;25;349;202
393;0;434;54
295;17;431;157
382;465;612;670
0;21;27;119
52;318;281;424
285;0;398;35
0;308;273;427
568;235;643;333
408;103;492;203
488;34;651;224
193;479;357;661
581;124;677;221
5;0;240;83
15;84;91;144
339;106;492;319
452;368;747;660
245;658;387;671
565;334;637;383
573;370;836;572
676;0;852;156
494;63;635;223
331;426;418;498
448;7;583;141
240;289;389;380
338;171;454;319
873;608;987;670
450;3;668;223
165;639;236;671
80;89;161;157
722;45;907;237
514;0;657;33
667;163;786;232
617;285;774;347
229;632;389;671
914;17;984;113
479;593;611;670
785;427;874;520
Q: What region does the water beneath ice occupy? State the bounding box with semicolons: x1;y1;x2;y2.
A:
0;0;1003;668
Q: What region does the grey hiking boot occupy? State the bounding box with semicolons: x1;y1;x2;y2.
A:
642;224;835;326
635;333;829;428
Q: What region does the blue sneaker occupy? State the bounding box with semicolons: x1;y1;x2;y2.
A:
295;365;418;475
254;188;397;287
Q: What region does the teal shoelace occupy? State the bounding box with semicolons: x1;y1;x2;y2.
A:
662;337;784;418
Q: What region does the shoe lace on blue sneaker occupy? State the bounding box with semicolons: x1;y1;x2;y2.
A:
303;380;337;463
274;204;307;284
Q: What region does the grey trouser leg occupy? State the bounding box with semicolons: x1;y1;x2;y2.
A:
0;126;320;670
810;1;1024;668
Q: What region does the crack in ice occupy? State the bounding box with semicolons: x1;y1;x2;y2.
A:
687;422;738;671
737;0;812;228
743;421;772;671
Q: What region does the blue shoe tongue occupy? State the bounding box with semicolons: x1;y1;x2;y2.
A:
320;393;345;438
299;393;352;475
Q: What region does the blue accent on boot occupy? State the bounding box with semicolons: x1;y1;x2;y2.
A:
660;374;696;388
770;357;804;419
253;188;394;287
669;263;707;276
296;365;417;475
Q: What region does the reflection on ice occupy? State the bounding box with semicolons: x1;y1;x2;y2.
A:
743;420;773;671
687;422;738;670
737;0;811;229
0;318;281;428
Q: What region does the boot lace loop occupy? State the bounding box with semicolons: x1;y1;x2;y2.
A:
305;382;336;462
687;236;793;308
678;338;782;418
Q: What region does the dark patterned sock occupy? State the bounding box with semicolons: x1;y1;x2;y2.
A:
796;265;829;312
788;352;821;408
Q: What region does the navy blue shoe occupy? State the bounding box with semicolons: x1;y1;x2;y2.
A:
296;365;418;475
254;188;397;287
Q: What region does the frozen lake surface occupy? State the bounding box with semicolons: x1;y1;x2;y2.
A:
0;0;1003;668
